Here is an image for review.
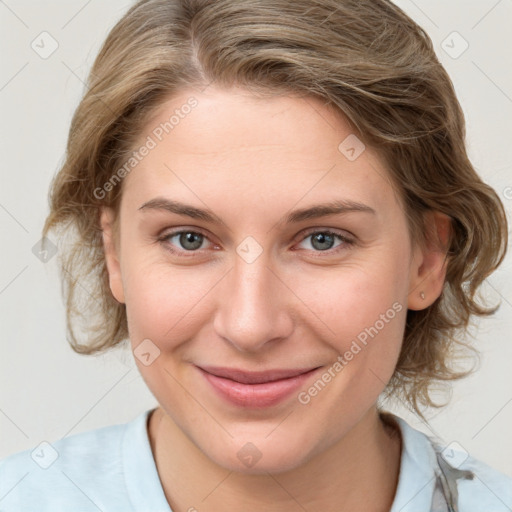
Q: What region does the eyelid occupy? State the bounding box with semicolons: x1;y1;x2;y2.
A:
297;226;354;241
158;226;355;256
158;227;217;252
293;227;355;256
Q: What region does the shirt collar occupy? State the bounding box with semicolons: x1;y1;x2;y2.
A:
122;407;172;511
389;414;439;512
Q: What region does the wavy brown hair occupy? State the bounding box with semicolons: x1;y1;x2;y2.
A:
42;0;508;414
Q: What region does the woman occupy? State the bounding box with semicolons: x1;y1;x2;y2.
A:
1;0;510;510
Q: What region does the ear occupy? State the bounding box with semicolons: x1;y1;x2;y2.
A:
100;207;125;304
407;210;452;311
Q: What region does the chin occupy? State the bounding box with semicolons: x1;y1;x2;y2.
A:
201;431;319;475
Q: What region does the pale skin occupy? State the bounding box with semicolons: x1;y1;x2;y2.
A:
101;85;450;511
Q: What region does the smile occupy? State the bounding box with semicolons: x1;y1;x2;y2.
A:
196;365;322;408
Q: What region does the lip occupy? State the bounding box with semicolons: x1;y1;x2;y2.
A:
196;365;321;408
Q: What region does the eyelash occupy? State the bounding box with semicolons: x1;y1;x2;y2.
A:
157;227;355;258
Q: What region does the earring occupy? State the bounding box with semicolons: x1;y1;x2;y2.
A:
420;291;425;300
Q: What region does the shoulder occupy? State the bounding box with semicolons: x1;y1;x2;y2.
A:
0;411;149;511
390;414;512;512
454;449;512;512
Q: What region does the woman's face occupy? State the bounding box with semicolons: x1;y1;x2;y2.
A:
102;85;433;473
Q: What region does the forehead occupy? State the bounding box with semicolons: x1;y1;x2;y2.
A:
120;86;400;218
137;86;357;162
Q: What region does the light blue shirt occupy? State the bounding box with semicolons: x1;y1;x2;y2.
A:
1;409;510;511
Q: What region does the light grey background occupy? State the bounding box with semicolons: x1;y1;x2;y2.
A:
1;0;511;476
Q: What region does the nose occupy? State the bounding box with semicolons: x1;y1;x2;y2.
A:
213;252;294;353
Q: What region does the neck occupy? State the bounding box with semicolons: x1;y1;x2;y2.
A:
147;405;401;512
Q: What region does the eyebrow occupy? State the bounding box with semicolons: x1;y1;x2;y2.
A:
138;197;376;224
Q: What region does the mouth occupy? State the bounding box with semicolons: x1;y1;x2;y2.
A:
196;365;322;408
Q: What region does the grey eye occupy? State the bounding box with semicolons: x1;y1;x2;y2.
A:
170;231;205;251
309;232;336;251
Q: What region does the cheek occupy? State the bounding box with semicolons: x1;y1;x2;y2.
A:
293;250;409;384
297;258;408;342
122;258;217;344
